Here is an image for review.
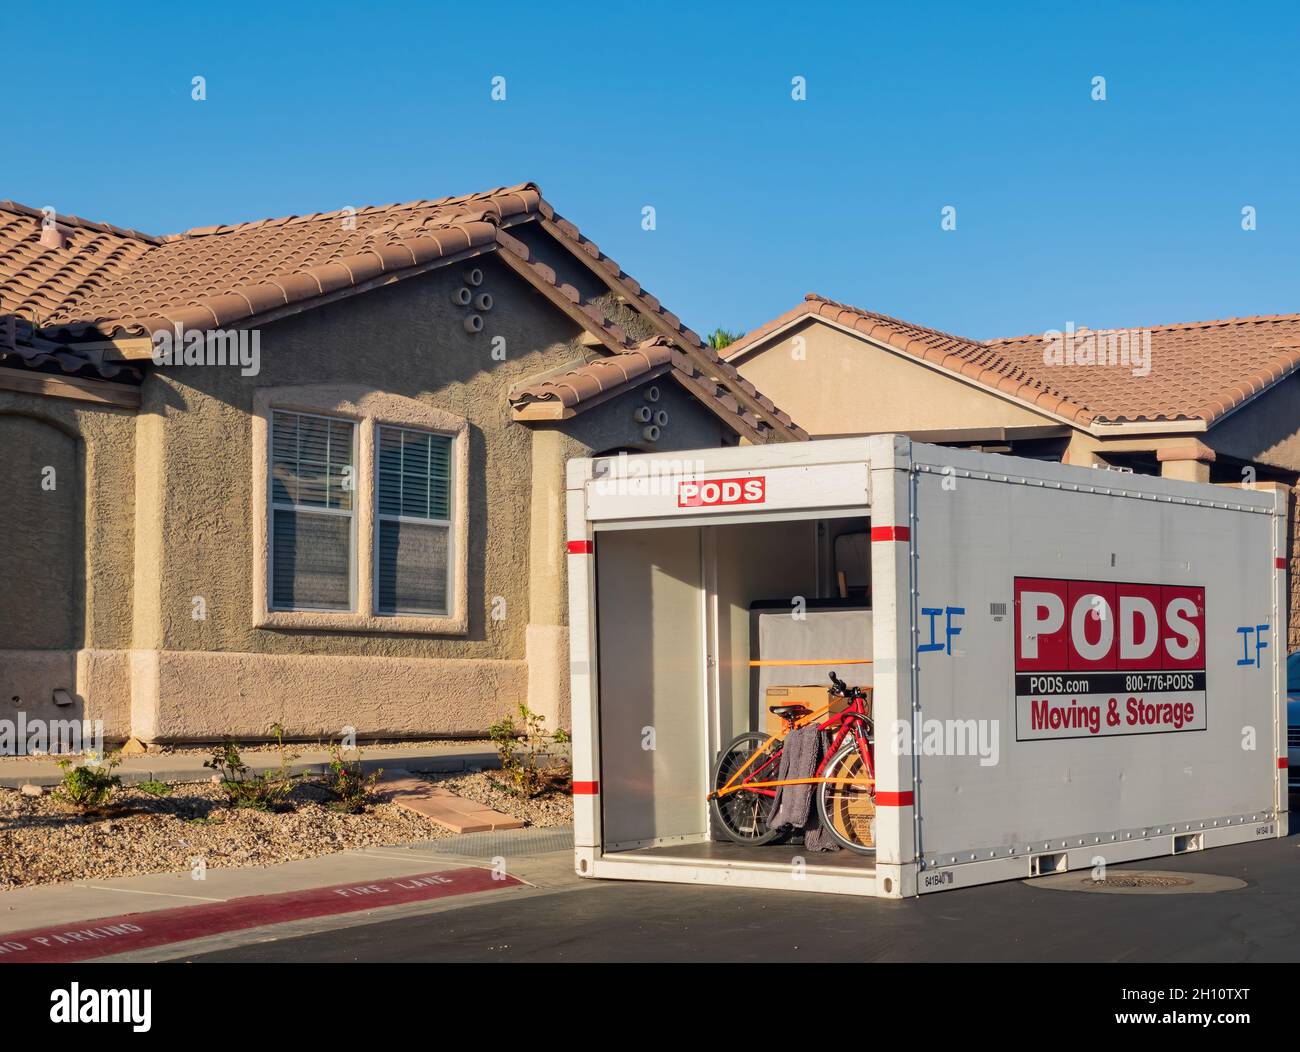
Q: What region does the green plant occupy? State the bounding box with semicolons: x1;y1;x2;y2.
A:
488;703;571;799
54;752;123;812
136;779;172;797
203;724;301;812
706;327;744;351
321;741;382;813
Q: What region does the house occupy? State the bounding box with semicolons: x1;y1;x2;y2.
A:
722;293;1300;649
0;183;805;744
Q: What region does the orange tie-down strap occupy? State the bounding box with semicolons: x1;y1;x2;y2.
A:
710;774;875;800
747;659;873;667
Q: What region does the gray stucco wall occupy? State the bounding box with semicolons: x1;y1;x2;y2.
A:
0;392;136;652
145;250;727;661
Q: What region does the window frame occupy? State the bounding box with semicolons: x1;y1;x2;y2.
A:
267;409;359;614
251;386;470;636
372;424;456;618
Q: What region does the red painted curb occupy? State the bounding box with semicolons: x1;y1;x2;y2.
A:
0;867;521;963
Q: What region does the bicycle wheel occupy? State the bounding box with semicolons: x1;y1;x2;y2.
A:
815;739;876;853
709;731;788;846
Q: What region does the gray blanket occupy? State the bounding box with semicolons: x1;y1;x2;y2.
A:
765;725;840;851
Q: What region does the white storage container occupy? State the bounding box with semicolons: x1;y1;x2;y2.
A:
566;436;1288;897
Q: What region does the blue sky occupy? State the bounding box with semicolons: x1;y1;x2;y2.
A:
7;0;1298;340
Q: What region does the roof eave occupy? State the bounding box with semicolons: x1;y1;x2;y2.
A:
510;360;675;423
532;213;805;442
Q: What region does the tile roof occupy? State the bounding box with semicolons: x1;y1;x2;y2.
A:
0;184;803;441
723;294;1300;427
531;212;803;439
493;230;799;443
0;202;159;331
0;338;138;382
25;187;536;338
510;338;677;414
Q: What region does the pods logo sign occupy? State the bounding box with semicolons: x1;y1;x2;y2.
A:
677;476;766;509
1013;577;1207;741
1014;578;1204;672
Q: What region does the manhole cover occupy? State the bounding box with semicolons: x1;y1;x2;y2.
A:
1088;874;1192;889
1027;870;1246;894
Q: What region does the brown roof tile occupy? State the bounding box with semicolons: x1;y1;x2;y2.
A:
0;184;805;441
510;339;676;411
0;188;530;339
723;294;1300;427
532;214;808;442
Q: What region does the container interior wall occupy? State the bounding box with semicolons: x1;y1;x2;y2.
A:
594;515;869;854
595;526;707;850
711;519;822;746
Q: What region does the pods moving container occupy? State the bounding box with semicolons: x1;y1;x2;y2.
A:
566;436;1288;897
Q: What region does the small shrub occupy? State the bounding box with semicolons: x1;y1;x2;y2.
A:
203;724;301;812
136;780;171;797
321;741;382;813
488;703;571;799
54;752;123;812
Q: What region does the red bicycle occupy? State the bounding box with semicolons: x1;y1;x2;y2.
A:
707;671;876;853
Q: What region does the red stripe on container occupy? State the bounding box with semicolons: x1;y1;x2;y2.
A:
567;540;594;555
1280;758;1289;769
1276;557;1287;570
875;790;914;806
870;526;911;543
572;781;599;795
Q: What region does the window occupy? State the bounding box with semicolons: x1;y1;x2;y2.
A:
375;426;453;615
269;411;355;610
253;387;468;634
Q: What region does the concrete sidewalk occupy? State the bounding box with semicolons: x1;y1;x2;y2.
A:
0;827;578;953
0;741;511;789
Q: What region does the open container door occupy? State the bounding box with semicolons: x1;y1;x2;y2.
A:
594;525;708;851
567;439;887;895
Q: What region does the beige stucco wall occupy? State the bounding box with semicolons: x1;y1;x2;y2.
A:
731;319;1051;435
1;240;732;745
0;414;82;648
1204;377;1300;648
123;249;727;740
0;390;136;740
1205;373;1300;473
520;379;729;729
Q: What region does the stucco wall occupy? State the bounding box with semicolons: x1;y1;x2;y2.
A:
731;319;1051;435
125;248;727;739
1205;373;1300;473
0;414;82;649
521;379;729;729
146;255;570;664
0;389;136;739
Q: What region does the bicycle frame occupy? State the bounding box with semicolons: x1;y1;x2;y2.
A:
708;692;875;800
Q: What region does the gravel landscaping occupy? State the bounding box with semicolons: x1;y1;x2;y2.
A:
0;761;577;891
0;780;456;891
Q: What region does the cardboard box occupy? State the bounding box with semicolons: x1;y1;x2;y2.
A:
764;684;845;736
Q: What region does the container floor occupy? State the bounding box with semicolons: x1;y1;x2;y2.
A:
608;840;876;871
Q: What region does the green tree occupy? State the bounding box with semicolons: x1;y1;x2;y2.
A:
706;327;744;351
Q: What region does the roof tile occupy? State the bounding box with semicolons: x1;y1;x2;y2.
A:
724;294;1300;426
0;184;806;442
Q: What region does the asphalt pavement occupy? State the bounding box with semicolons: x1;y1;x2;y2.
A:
178;832;1300;963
